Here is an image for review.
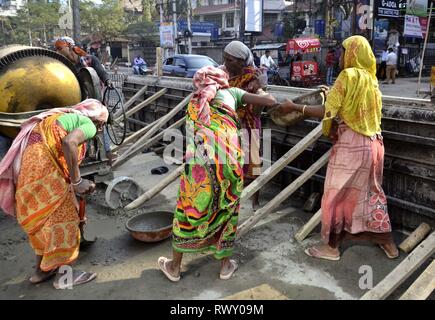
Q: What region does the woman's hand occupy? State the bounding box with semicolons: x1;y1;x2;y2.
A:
73;179;96;195
247;78;262;93
280;98;298;113
317;85;330;98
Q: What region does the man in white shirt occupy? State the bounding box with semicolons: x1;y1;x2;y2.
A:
377;48;388;80
260;50;277;69
384;48;398;84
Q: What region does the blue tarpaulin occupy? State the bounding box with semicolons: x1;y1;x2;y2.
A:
314;20;325;37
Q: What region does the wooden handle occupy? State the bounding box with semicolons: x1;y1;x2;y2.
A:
78;197;86;221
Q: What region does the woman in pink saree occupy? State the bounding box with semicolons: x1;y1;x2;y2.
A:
279;36;399;260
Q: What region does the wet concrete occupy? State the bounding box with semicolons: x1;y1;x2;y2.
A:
0;153;427;300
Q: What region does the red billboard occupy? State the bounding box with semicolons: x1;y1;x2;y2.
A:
286;38;321;54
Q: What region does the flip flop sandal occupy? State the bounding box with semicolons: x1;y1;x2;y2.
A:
158;257;180;282
219;259;238;280
29;269;57;284
304;246;340;261
151;166;169;175
379;245;399;259
53;271;97;289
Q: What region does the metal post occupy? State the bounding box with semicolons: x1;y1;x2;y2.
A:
325;0;329;39
239;0;245;42
71;0;80;44
173;0;178;54
127;43;130;66
369;0;374;45
417;1;433;96
187;0;192;54
352;0;357;35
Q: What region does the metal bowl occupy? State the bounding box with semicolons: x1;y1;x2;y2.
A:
268;89;326;127
126;211;173;243
270;109;306;127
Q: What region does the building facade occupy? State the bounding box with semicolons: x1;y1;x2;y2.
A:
0;0;25;17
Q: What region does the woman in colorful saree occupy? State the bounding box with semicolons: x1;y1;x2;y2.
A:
222;41;267;209
279;35;399;260
158;66;283;282
0;99;108;288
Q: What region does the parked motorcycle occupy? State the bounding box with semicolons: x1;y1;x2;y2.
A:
267;66;289;86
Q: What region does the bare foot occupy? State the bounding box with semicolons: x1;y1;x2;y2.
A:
29;268;57;284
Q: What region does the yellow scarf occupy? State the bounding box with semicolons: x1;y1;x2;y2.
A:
323;35;382;137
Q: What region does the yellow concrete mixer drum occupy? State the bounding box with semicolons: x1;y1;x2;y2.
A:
0;45;86;137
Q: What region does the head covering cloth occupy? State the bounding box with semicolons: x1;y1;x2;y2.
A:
224;41;254;67
54;36;87;57
188;66;230;126
323;35;382;137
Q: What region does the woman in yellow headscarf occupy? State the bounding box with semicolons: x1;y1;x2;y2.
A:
280;35;399;260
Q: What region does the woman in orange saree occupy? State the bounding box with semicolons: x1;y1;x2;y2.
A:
0;99;108;288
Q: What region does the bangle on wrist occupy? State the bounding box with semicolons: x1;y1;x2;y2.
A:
302;105;308;115
72;177;82;186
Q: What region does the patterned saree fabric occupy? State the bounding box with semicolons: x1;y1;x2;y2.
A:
0;99;107;216
320;36;392;245
321;123;392;245
173;67;244;259
228;66;263;179
15;114;86;271
323;35;383;138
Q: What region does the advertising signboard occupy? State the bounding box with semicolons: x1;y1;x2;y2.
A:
404;15;422;38
245;0;263;32
160;22;174;48
376;0;400;17
406;0;428;17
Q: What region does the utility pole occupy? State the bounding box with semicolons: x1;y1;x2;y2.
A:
173;0;178;54
239;0;245;42
159;0;164;23
72;0;80;44
158;0;167;59
187;0;192;54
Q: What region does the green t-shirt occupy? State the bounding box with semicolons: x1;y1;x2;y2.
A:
214;87;246;110
57;113;97;140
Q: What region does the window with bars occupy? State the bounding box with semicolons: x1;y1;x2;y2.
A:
226;13;234;28
264;13;278;27
203;14;223;28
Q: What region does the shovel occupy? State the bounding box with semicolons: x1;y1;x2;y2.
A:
78;196;97;248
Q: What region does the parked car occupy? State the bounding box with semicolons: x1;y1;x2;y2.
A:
162;54;219;78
